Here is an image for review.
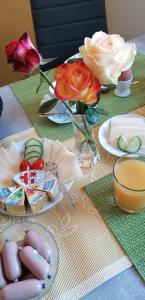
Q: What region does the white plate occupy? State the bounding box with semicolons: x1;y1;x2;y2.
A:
98;114;145;157
48;113;72;124
0;139;64;217
0;222;59;299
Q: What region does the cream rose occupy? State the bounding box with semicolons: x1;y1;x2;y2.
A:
79;31;137;84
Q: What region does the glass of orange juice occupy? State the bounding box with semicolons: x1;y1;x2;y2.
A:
113;154;145;213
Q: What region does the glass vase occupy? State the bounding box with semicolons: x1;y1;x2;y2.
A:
72;114;100;168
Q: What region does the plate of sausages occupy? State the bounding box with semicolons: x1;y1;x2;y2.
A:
0;222;59;300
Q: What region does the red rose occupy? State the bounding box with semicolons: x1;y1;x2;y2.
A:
5;40;18;57
55;61;101;104
5;32;41;73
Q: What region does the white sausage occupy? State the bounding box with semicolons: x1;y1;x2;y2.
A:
0;279;45;300
1;240;22;281
24;230;52;261
0;252;7;288
19;246;50;280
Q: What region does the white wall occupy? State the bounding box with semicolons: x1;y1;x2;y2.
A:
105;0;145;40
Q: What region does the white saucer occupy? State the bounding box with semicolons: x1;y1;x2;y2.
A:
98;114;145;157
48;113;72;124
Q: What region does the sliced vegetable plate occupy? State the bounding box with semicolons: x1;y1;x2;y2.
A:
98;114;145;157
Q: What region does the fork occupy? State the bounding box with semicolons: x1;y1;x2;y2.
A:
47;161;76;210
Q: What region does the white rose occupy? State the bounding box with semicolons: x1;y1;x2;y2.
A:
79;31;137;84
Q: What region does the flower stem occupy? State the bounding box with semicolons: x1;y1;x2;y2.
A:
73;116;96;154
39;70;54;89
62;101;73;114
82;116;97;154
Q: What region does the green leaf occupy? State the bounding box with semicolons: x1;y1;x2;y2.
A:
91;93;100;107
76;102;88;114
85;107;99;125
94;107;109;116
36;70;54;94
67;58;83;64
36;73;44;94
69;100;75;107
40;57;57;65
101;84;115;93
38;99;58;114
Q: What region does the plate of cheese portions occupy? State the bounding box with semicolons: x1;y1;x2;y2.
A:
0;138;63;216
98;114;145;157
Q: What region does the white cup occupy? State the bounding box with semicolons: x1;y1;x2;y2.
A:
114;76;133;97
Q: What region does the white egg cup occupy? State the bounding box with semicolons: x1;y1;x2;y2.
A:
114;76;133;97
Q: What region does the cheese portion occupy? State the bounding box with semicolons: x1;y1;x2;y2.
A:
0;187;17;210
25;188;47;213
43;178;59;200
109;117;145;148
4;187;26;215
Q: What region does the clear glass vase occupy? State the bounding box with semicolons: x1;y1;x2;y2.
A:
72;114;100;168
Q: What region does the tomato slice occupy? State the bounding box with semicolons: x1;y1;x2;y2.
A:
31;159;44;170
19;160;31;172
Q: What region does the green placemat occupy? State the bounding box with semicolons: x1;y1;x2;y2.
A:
10;69;74;141
84;174;145;281
10;53;145;141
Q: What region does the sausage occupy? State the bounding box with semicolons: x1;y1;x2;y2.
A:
0;279;45;300
22;271;36;280
17;239;25;248
1;240;22;281
19;246;50;280
24;230;52;261
0;252;7;288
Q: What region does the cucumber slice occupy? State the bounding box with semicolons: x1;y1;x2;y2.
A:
118;135;141;153
25;138;42;148
24;145;42;156
24;151;41;161
27;156;40;165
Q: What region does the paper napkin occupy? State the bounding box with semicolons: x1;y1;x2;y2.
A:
43;138;83;183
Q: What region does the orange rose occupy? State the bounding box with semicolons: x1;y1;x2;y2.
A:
54;61;100;104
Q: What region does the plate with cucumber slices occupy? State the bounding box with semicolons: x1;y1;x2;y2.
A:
0;138;64;217
98;114;145;157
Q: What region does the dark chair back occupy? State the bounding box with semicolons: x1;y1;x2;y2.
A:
30;0;107;69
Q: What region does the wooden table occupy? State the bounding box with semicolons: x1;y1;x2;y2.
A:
0;36;145;300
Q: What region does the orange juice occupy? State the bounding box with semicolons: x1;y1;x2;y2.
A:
113;154;145;213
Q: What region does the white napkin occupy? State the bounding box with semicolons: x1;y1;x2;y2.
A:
0;143;21;187
43;138;83;183
0;145;20;172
